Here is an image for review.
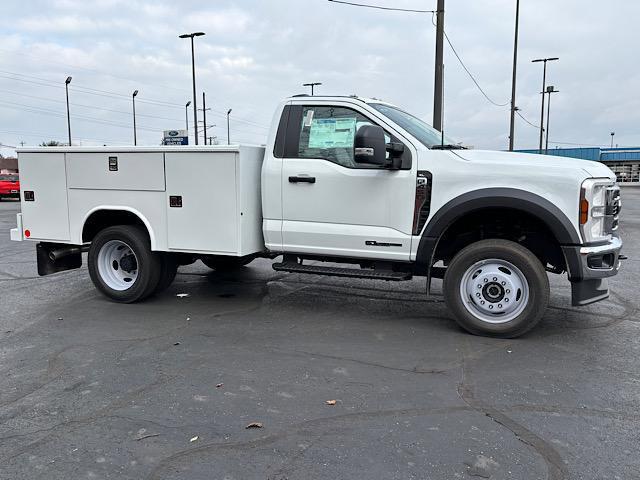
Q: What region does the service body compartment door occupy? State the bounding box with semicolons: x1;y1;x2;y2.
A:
19;152;70;242
67;152;165;191
165;152;238;254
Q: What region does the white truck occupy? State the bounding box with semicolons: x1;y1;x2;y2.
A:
10;95;623;338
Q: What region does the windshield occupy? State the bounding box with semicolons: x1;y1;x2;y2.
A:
369;103;458;148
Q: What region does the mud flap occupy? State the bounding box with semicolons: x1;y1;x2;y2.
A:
37;242;82;276
571;278;609;306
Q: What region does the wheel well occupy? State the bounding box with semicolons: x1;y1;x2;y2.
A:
82;210;148;243
433;208;565;272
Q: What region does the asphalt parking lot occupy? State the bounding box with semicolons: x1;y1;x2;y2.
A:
1;191;638;480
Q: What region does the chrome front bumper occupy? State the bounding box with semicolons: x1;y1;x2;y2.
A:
562;235;623;306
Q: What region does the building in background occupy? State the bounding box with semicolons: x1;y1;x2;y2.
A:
516;147;640;185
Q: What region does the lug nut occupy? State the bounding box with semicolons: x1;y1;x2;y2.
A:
505;298;510;302
476;293;481;297
484;278;488;283
493;277;497;281
480;301;485;305
501;281;506;285
478;284;482;289
506;289;511;294
498;304;502;308
489;305;493;309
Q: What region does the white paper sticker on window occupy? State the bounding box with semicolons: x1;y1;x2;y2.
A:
308;118;357;149
303;109;315;127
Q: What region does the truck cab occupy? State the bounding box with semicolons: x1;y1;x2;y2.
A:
10;95;623;338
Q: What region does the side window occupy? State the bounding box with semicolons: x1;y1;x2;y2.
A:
296;106;390;168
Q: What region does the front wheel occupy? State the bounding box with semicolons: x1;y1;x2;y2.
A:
443;239;549;338
88;225;162;303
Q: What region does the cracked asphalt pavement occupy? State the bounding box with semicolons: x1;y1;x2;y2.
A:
0;190;638;480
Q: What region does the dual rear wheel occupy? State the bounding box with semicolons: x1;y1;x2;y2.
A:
88;225;176;303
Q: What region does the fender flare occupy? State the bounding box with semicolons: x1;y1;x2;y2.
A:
415;188;581;272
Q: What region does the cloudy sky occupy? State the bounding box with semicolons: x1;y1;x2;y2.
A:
0;0;638;156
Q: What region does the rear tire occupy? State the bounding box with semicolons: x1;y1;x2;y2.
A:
443;239;549;338
201;256;253;271
154;254;178;294
88;225;161;303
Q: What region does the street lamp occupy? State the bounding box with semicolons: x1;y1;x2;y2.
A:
132;90;138;146
302;82;322;96
65;76;72;146
544;85;559;154
227;109;232;145
185;101;191;134
532;57;559;153
610;132;616;148
179;31;205;145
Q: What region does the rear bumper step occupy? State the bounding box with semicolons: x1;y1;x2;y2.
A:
272;261;412;281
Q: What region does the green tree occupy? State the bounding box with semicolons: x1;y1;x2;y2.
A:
40;140;62;147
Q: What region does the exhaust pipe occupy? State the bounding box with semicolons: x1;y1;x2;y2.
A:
49;246;83;262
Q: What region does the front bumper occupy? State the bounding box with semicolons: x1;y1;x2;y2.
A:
562;235;623;306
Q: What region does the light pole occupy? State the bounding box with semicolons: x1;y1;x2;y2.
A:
65;76;72;146
532;57;559;153
227;109;232;145
610;132;615;148
132;90;138;146
179;31;205;145
185;101;191;134
302;82;322;95
544;85;559;154
508;0;520;151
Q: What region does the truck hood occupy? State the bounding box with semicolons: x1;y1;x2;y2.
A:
453;150;615;180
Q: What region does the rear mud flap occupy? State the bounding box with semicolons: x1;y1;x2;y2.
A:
37;243;82;276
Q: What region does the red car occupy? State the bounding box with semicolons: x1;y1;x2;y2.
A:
0;173;20;200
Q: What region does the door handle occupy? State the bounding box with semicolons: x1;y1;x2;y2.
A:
288;176;316;184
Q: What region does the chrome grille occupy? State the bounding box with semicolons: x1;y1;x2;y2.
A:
605;185;621;233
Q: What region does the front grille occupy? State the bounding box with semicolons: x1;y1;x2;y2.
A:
605;185;621;233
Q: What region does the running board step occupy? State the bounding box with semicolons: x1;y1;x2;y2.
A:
272;262;412;281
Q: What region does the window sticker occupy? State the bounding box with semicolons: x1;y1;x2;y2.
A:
308;117;357;149
303;109;315;127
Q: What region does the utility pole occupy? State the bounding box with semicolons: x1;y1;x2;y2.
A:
544;86;559;154
508;0;520;151
433;0;445;132
227;109;232;145
532;57;559;153
302;82;322;95
65;76;72;146
179;32;205;145
132;90;138;146
200;92;211;145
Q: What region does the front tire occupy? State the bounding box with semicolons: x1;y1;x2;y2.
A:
443;239;549;338
88;225;161;303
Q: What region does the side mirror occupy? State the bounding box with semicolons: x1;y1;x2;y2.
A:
354;125;387;166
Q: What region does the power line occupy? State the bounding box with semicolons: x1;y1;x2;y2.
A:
515;109;540;129
430;14;510;107
327;0;435;13
0;70;271;129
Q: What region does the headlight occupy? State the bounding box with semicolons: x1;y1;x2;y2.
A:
580;178;613;243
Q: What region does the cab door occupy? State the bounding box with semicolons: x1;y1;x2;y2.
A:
280;102;416;261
